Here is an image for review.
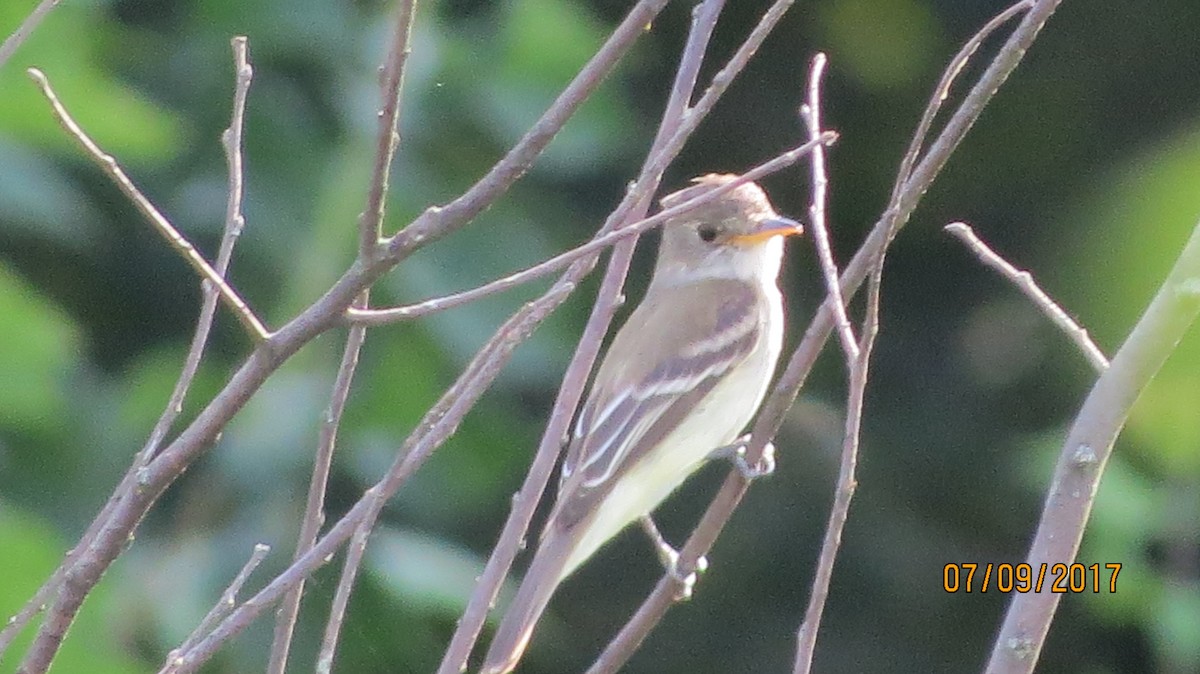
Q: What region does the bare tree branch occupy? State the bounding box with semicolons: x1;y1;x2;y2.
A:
25;68;270;342
799;53;858;362
0;0;59;70
985;218;1200;672
359;0;417;257
587;1;1068;669
163;544;270;667
266;3;417;668
384;0;671;262
945;222;1109;372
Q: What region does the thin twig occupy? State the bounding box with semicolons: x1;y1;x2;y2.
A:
985;217;1200;673
163;544;270;667
266;296;369;673
348;133;834;326
886;0;1034;214
793;208;885;674
587;1;1067;669
315;515;371;673
945;222;1109;372
359;0;417;257
0;40;255;662
0;0;59;70
439;2;734;671
26;68;270;342
800;52;858;363
267;5;416;669
385;0;671;262
153;34;254;466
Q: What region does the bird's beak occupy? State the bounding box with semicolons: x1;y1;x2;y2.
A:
729;216;804;246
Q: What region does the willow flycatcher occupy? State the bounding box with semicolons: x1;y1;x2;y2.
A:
481;174;802;673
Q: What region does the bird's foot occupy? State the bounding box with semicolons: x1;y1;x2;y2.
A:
710;434;776;480
639;516;707;600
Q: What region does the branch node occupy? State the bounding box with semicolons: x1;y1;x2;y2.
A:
1177;277;1200;298
1071;443;1098;467
27;67;270;343
1006;636;1036;660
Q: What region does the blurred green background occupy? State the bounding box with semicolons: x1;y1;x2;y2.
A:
2;0;1199;672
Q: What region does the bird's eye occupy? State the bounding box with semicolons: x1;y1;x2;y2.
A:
697;223;719;243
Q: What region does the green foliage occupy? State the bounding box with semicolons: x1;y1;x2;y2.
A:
0;0;182;161
0;264;78;432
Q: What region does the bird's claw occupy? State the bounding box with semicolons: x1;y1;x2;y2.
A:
733;441;775;479
639;516;707;600
711;435;776;479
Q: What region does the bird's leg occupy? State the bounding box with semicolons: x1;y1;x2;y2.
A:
639;516;708;600
709;434;776;479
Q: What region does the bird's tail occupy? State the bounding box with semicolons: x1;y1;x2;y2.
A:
480;533;574;674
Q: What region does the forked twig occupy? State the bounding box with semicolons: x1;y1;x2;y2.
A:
793;203;885;674
800;53;858;362
163;544;270;668
26;68;270;342
887;0;1035;213
945;222;1109;372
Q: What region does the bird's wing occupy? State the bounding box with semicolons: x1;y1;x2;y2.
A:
553;277;765;530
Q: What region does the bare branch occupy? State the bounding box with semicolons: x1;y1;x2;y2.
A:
315;515;371;673
587;1;1069;669
887;0;1034;211
385;0;671;261
348;133;835;326
0;0;59;70
793;201;886;674
800;52;858;363
266;5;417;669
25;67;270;342
359;0;417;257
985;217;1200;673
162;544;270;669
945;222;1109;372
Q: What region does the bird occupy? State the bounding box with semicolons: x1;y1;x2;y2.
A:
481;174;802;674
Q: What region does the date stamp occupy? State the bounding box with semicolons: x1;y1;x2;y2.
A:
943;562;1121;593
